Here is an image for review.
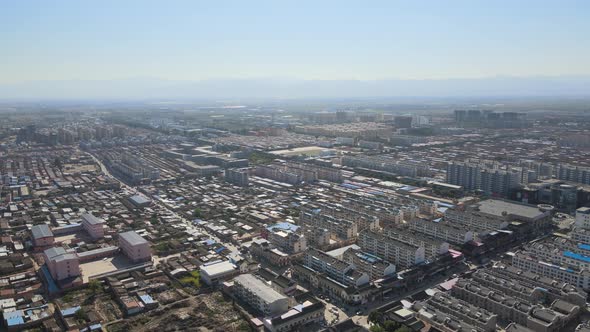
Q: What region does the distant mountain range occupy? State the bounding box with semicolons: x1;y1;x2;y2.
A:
1;76;589;100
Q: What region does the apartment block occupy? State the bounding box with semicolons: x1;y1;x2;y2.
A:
303;248;369;287
31;224;54;247
575;207;590;229
118;231;151;263
233;274;289;316
425;291;498;332
452;279;579;332
44;247;80;281
81;213;105;240
407;218;474;245
341;248;396;281
382;227;449;261
511;251;590;290
358;229;425;269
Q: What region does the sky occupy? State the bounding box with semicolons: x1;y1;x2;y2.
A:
1;0;590;84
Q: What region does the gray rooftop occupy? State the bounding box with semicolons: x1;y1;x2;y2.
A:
44;246;66;260
234;274;288;304
119;231;148;246
129;194;151;205
472;199;546;219
81;213;105;225
31;224;53;239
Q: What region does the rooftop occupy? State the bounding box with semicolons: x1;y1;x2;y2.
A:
119;231;148;246
31;224;53;239
234;274;288;304
81;213;105;225
471;199;546;219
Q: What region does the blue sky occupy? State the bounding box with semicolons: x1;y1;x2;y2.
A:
1;0;589;83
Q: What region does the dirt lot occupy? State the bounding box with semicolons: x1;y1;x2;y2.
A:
107;292;250;332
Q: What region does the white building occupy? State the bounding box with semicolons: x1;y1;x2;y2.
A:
575;207;590;230
358;229;425;269
233;274;289;316
200;260;238;286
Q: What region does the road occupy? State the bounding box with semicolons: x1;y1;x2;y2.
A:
88;150;239;256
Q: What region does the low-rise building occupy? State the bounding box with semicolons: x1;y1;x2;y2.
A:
200;260;238;286
233;274;289;316
81;213;105;240
44;247;80;281
118;231;151;263
31;224;54;247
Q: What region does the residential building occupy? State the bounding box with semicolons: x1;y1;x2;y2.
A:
44;247;80;281
407;218;474;245
233;274;289;316
358;229;425;269
118;231;151;263
31;224;54;247
81;213;105;240
575;207;590;230
303;248;369;287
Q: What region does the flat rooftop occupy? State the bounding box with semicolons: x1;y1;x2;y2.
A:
234;274;288;304
472;199;545;219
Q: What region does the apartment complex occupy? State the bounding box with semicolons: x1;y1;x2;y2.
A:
452;278;579;332
446;161;525;197
557;164;590;185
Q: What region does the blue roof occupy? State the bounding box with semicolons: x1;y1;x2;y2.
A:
267;222;299;233
61;306;81;317
3;311;24;327
215;246;226;253
204;239;216;246
139;294;155;304
564;251;590;263
578;244;590;251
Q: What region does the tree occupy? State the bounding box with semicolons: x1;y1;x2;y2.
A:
394;327;412;332
368;311;384;324
88;279;101;295
383;320;400;332
193;208;202;218
74;308;89;323
370;326;385;332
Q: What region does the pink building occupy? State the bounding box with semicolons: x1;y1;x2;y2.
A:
118;231;151;263
31;224;54;248
81;213;105;240
43;247;80;281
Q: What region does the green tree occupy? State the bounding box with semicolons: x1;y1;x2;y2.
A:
368;311;384;324
370;326;385;332
88;279;101;295
394;326;412;332
74;308;89;323
383;320;400;332
193;208;202;218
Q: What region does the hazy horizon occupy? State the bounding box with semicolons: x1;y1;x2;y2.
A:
2;0;590;99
